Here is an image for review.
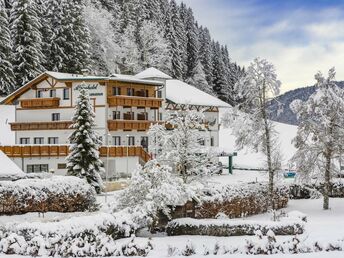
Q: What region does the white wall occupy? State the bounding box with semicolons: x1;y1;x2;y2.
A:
0;105;15;145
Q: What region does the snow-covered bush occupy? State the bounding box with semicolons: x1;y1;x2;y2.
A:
289;181;344;199
166;218;304;236
0;212;137;257
117;160;198;229
197;182;288;219
0;176;97;214
120;235;153;257
149;107;217;184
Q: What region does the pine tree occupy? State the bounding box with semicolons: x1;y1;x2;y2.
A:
291;68;344;210
67;87;104;194
138;20;171;73
199;27;213;87
10;0;45;86
211;41;227;99
0;0;15;94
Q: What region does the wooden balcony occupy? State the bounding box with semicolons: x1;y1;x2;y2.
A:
20;98;60;109
10;121;73;131
108;120;161;131
0;145;150;163
108;96;162;109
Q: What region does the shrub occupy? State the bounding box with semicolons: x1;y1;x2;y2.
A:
166;218;304;237
197;183;289;219
0;176;97;214
289;181;344;199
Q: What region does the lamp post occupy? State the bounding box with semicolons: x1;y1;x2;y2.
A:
126;134;130;176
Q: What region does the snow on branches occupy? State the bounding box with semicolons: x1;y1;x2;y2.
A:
148;107;217;184
290;67;344;210
222;58;282;210
66;87;104;194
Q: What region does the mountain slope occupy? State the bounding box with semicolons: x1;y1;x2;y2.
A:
268;81;344;125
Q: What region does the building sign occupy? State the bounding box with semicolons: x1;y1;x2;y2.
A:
74;83;104;96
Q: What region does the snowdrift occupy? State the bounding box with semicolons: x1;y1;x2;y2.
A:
0;150;26;180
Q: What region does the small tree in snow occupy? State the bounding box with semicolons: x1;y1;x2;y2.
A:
67;87;104;193
222;58;282;210
118;160;195;229
149;107;216;184
290;67;344;210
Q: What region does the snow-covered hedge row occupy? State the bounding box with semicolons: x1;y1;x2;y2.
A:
166;218;304;237
289;180;344;199
197;182;289;218
168;231;344;256
0;212;139;257
0;176;97;214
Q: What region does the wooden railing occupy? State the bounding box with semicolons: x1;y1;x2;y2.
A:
0;145;151;163
108;120;161;131
108;96;162;109
20;98;60;109
10;121;73;131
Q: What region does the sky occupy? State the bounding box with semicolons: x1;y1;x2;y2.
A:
177;0;344;93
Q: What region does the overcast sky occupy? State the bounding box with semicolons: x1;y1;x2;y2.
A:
177;0;344;93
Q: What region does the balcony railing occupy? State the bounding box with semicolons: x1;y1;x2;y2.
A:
108;120;161;131
10;121;73;131
108;96;162;109
20;98;60;109
0;145;150;163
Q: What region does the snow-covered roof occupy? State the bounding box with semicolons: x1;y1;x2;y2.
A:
166;80;231;108
135;67;172;80
0;150;26;179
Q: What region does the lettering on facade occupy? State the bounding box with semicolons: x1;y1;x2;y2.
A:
74;83;99;91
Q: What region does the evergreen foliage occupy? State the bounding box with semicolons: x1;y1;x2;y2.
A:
4;0;244;105
66;87;104;194
0;0;15;94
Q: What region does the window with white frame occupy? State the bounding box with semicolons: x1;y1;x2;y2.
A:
34;137;44;144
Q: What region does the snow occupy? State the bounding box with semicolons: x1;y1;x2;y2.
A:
219;109;297;169
0;150;25;179
135;67;172;79
166;79;231;107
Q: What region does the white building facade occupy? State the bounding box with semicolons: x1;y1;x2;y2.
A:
0;68;230;178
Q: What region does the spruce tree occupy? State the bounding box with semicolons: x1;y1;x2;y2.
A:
67;87;104;194
10;0;45;86
211;41;227;99
0;0;15;94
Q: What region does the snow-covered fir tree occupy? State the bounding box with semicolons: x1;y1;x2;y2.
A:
0;0;15;94
290;67;344;210
118;159;195;229
211;41;227;100
149;107;216;184
67;87;104;194
10;0;44;86
222;58;282;209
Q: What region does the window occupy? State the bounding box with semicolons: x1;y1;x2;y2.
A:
199;138;205;146
137;112;148;120
48;137;59;144
57;163;67;169
112;87;121;96
210;137;214;147
63;88;70;100
124;112;134;120
127;88;134;96
113;136;121;146
127;136;135;146
34;137;44;144
27;164;49;173
141;136;148;150
157;90;162;98
159;113;163;121
52;113;60;121
113;111;121;120
20;138;30;144
50;89;56;98
36;90;43;98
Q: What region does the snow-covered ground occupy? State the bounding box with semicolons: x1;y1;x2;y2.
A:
219;109;297;169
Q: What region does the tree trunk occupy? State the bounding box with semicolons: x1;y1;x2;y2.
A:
264;119;274;210
323;153;331;210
